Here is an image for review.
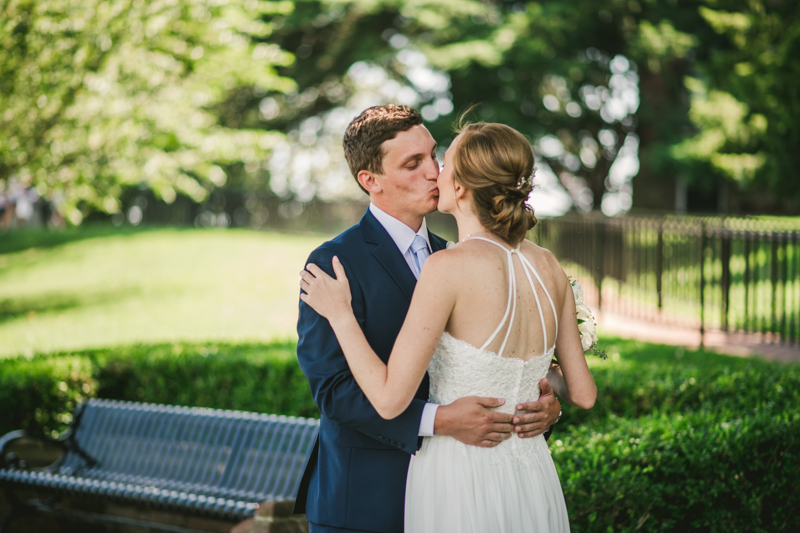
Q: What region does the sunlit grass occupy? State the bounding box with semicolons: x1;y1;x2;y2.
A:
0;227;332;358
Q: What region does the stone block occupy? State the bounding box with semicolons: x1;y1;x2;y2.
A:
231;515;309;533
255;499;296;518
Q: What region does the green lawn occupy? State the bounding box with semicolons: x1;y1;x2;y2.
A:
0;226;332;358
2;226;797;530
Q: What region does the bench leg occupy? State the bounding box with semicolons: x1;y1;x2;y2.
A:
0;507;27;533
0;488;30;533
0;488;66;533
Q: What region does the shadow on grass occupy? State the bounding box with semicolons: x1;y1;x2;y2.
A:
0;288;143;325
0;224;194;256
597;335;770;369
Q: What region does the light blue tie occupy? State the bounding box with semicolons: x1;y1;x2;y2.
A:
410;234;430;279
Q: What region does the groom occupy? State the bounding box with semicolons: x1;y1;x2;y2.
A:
294;105;561;533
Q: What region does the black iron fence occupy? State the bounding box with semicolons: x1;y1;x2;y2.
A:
98;190;800;347
531;214;800;346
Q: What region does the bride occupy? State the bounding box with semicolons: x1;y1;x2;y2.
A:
300;122;597;532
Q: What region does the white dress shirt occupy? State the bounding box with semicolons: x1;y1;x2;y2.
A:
369;203;439;437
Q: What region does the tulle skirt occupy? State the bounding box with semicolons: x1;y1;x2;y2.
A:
404;434;570;532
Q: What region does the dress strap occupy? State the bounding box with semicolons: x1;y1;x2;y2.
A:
469;237;558;356
471;237;517;357
519;253;559;350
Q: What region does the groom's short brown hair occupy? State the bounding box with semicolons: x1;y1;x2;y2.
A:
343;105;423;193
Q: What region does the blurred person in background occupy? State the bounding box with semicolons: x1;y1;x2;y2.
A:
13;181;37;228
0;185;8;232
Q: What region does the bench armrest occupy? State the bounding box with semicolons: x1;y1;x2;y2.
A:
0;430;67;472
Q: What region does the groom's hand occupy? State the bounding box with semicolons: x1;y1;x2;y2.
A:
513;378;561;439
433;396;514;448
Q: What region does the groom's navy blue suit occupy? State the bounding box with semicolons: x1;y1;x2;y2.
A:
294;209;447;533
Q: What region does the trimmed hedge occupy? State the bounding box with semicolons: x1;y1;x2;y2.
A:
554;409;800;532
559;339;800;430
0;355;97;437
93;343;316;418
0;342;317;437
2;338;798;531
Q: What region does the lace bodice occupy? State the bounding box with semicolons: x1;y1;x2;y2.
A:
429;332;553;411
427;332;553;467
426;237;558;467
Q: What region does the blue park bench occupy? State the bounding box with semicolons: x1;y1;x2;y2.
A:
0;399;319;532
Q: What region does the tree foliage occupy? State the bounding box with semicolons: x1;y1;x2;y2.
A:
401;0;642;213
0;0;295;224
283;0;799;214
2;0;797;222
671;0;800;210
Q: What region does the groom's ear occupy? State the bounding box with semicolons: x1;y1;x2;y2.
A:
357;170;382;195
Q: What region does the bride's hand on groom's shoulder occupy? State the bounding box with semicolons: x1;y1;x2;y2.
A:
300;256;353;322
512;379;561;439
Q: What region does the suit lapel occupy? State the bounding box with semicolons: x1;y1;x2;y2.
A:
360;210;417;302
428;231;448;253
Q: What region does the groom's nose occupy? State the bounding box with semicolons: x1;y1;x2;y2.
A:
423;156;439;180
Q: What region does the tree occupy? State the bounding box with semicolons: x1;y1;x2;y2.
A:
246;0;644;214
0;0;295;224
236;1;455;203
384;0;643;214
669;0;800;212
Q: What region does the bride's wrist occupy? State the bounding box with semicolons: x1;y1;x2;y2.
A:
329;312;357;331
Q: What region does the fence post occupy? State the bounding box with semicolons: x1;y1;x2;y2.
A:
744;234;750;334
782;232;789;344
793;233;799;346
595;217;605;311
699;222;706;349
794;233;799;346
771;235;779;343
721;229;731;332
656;222;663;310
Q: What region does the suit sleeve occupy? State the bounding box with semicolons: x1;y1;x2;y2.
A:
296;245;425;454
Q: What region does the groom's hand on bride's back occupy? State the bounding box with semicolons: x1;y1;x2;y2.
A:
433;397;515;448
512;379;561;439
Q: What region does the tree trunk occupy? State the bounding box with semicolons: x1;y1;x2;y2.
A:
631;60;689;212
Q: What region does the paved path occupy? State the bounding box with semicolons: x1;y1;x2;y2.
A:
597;310;800;364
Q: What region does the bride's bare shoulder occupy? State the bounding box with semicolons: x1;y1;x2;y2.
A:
424;243;471;266
520;239;567;276
423;240;498;272
416;246;473;289
520;239;555;259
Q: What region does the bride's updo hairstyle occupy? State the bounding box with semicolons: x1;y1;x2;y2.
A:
452;122;537;245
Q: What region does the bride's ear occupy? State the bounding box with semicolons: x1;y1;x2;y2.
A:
454;182;468;202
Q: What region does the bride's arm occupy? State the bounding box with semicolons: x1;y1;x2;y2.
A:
301;253;458;420
552;275;597;409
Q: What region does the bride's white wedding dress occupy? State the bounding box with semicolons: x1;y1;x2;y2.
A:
405;238;570;532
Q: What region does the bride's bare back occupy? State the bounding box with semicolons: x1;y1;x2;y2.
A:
444;237;567;361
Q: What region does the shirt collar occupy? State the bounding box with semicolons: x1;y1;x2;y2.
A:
369;203;431;254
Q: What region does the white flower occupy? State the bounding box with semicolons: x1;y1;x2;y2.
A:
578;317;597;339
571;281;584;305
445;240;457;250
580;331;594;351
576;303;592;321
570;276;602;355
